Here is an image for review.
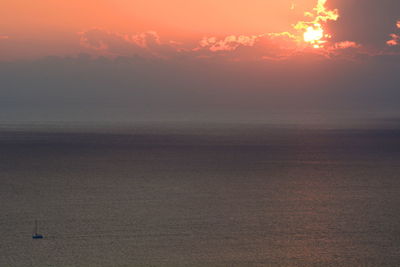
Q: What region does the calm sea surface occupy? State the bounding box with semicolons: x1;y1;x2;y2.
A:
1;126;400;266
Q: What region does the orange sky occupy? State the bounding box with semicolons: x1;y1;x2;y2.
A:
1;0;399;60
1;0;316;39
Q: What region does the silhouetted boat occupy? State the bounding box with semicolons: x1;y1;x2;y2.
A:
32;220;44;239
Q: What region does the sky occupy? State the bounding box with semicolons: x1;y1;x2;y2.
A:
1;0;399;125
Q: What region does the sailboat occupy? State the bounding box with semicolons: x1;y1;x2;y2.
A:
32;220;44;239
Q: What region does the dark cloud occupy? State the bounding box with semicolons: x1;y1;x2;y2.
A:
328;0;400;47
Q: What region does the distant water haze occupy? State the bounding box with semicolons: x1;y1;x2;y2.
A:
1;124;400;266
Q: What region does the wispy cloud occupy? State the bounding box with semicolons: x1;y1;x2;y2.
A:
387;20;400;46
333;41;361;49
197;35;258;52
387;34;400;46
79;29;182;58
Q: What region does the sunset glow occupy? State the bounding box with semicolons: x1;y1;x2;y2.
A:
0;0;399;60
294;0;339;48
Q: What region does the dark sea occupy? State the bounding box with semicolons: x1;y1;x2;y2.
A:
1;124;400;266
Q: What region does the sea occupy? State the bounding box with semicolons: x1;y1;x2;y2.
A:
1;123;400;266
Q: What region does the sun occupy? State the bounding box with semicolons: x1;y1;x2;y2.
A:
293;0;339;49
303;25;324;46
